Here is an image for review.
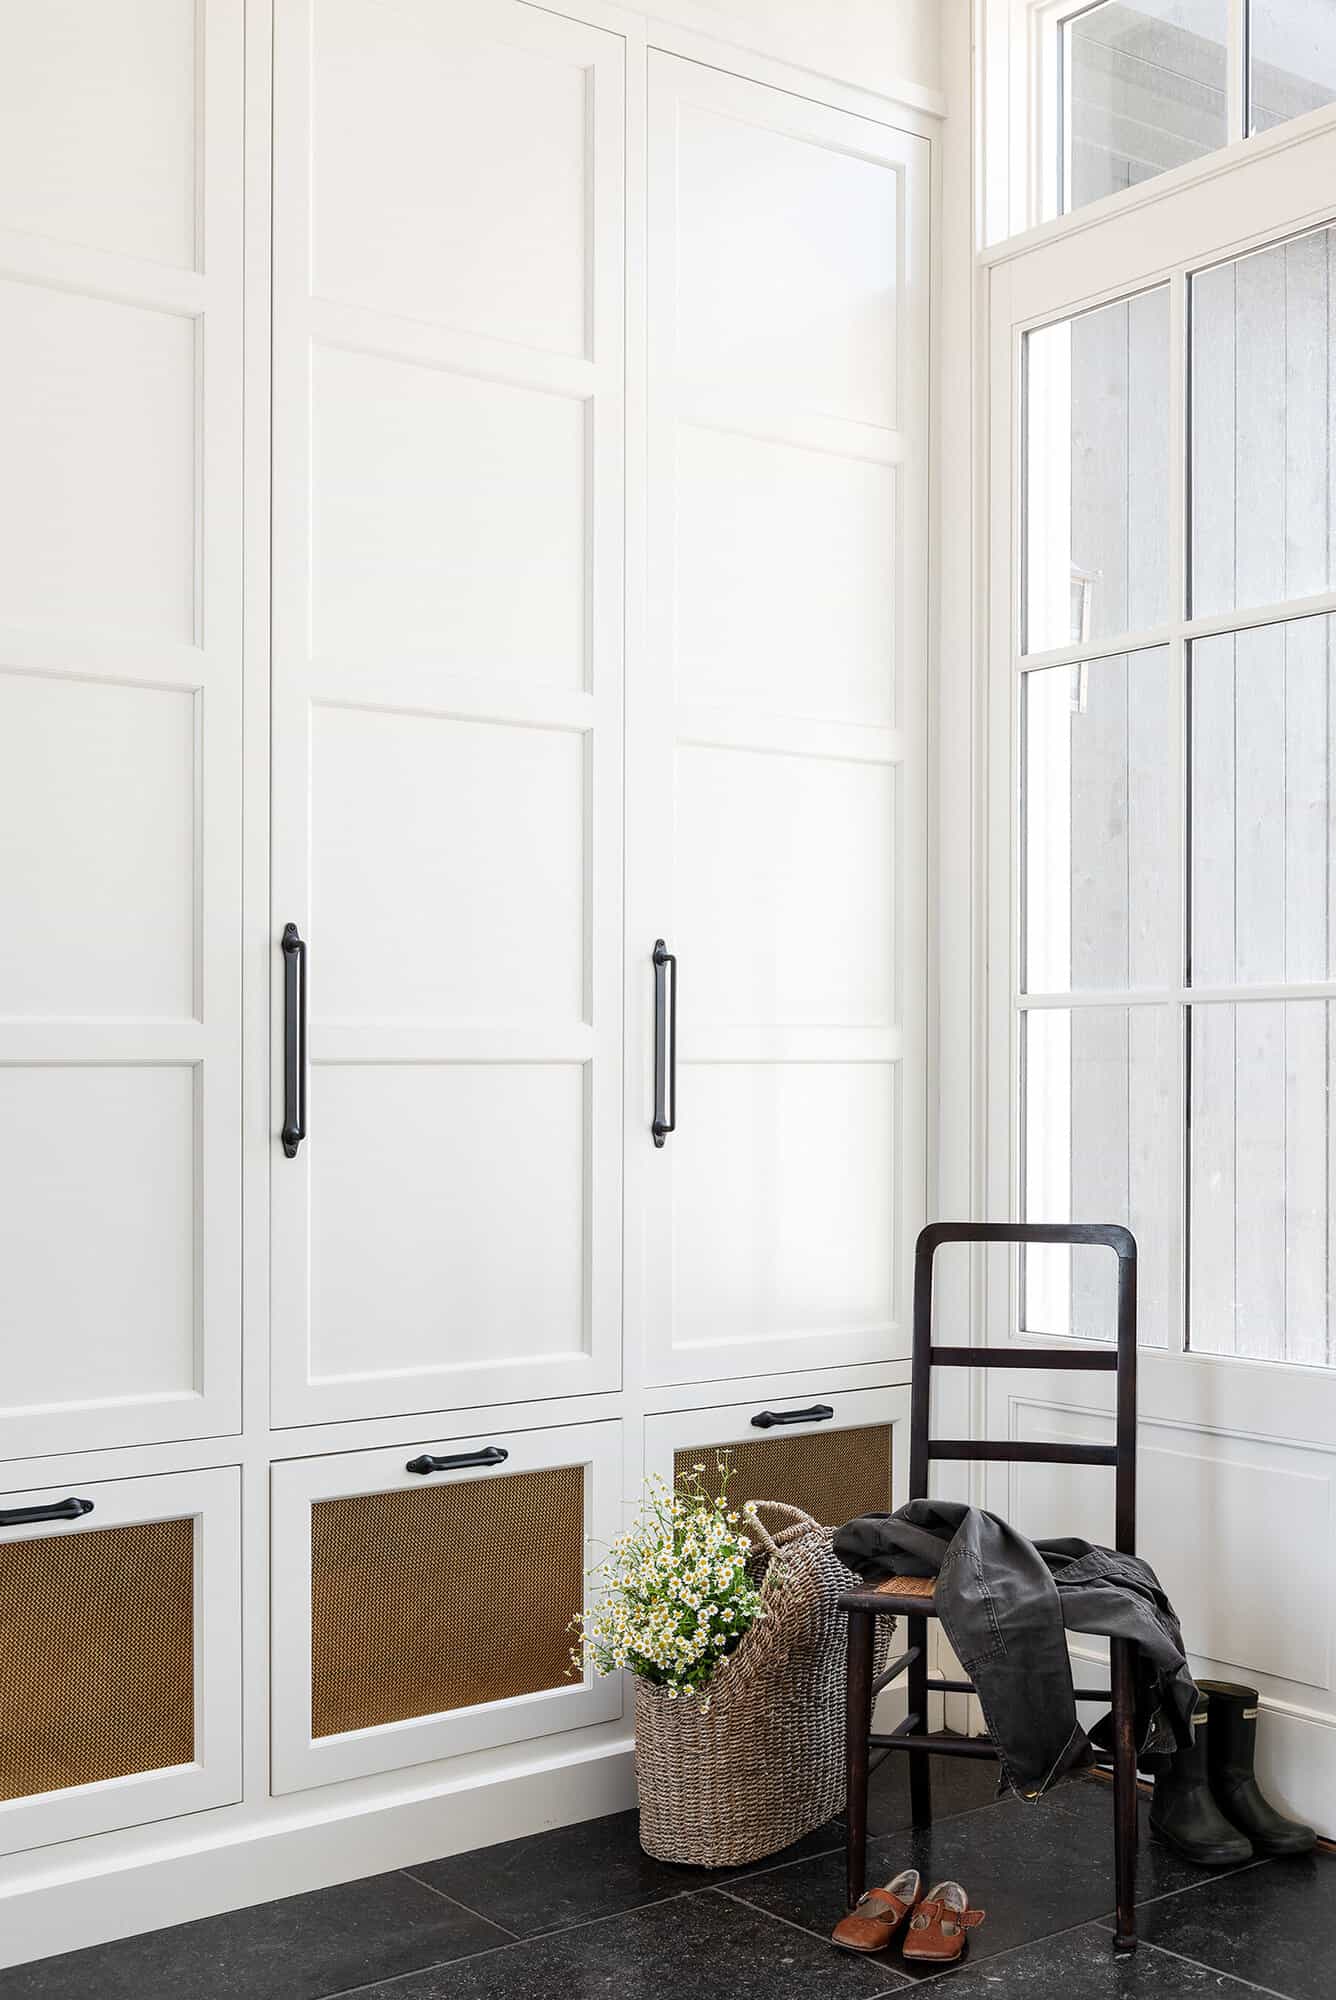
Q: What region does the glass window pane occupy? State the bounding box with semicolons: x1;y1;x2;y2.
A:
1191;616;1336;986
1191;227;1336;616
1023;648;1175;991
1064;1;1228;214
1189;1001;1334;1362
1022;1006;1173;1345
1251;1;1336;132
1024;290;1170;653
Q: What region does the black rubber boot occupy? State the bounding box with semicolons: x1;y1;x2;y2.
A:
1148;1692;1254;1866
1199;1680;1317;1856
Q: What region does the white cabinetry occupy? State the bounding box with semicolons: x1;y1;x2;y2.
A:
0;0;933;1956
631;57;927;1388
0;0;244;1460
269;0;626;1426
0;1466;241;1854
270;1419;622;1793
645;1387;911;1521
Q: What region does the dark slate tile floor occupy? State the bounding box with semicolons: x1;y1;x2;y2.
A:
4;1771;1326;2000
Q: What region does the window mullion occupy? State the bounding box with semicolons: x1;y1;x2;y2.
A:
1168;268;1191;1355
1228;0;1249;140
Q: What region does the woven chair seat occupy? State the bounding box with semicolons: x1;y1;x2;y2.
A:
839;1572;937;1615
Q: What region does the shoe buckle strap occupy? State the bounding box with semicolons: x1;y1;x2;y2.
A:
856;1888;906;1919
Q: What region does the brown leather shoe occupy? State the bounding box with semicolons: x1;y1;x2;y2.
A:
900;1880;985;1962
831;1869;922;1953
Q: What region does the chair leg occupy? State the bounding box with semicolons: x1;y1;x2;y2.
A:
845;1610;874;1911
1110;1635;1138;1954
907;1613;933;1828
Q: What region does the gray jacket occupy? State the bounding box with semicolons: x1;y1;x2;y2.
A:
834;1500;1198;1800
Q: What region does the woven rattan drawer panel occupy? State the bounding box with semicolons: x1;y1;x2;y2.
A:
310;1464;584;1739
0;1518;194;1803
675;1424;892;1530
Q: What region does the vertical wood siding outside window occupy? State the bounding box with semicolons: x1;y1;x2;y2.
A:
1060;0;1336;216
1018;223;1336;1364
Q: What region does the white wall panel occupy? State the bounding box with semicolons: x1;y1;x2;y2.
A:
673;99;899;427
674;1062;896;1353
0;0;242;1458
311;0;593;356
1005;1396;1334;1702
675;426;896;723
676;745;894;1028
0;0;197;268
310;1063;587;1384
311;705;587;1024
0;282;196;641
0;673;197;1019
310;345;588;686
0;1066;197;1412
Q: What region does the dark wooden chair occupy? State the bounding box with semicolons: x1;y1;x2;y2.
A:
841;1222;1141;1954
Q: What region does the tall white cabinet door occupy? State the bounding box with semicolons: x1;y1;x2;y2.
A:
634;57;928;1387
271;0;625;1425
0;2;243;1456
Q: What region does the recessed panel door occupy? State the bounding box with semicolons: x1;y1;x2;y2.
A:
270;0;625;1423
0;0;243;1456
635;57;928;1386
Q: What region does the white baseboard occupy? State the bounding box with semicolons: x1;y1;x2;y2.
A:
0;1736;637;1972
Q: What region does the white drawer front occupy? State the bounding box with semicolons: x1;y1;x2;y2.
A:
645;1386;909;1533
271;1421;623;1794
0;1466;241;1854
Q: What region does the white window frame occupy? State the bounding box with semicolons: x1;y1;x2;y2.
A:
981;100;1336;1389
979;0;1336;245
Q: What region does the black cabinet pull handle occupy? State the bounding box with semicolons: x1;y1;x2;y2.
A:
0;1496;94;1528
652;939;677;1147
750;1405;835;1430
406;1447;509;1476
282;922;307;1158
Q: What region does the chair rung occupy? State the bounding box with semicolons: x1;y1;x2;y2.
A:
869;1711;921;1747
928;1440;1118;1466
872;1646;921;1696
1074;1687;1112;1702
930;1345;1118;1371
926;1677;974;1694
873;1733;1000;1759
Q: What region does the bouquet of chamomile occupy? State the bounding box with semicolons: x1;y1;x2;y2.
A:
570;1457;765;1707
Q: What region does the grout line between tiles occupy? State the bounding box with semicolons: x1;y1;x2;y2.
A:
317;1875;899;2000
1113;1852;1275;1914
397;1868;520;1941
315;1933;539;2000
1095;1932;1307;2000
883;1919;1302;1997
708;1888;912;1989
313;1897;697;2000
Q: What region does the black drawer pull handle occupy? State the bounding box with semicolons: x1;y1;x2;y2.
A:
750;1405;835;1430
282;922;308;1158
0;1496;95;1528
406;1447;509;1476
652;939;677;1146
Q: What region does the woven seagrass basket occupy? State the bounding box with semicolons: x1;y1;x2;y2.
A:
634;1501;892;1867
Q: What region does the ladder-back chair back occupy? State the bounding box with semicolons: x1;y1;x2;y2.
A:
841;1222;1142;1955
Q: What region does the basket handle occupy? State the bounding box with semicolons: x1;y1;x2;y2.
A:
743;1499;823;1555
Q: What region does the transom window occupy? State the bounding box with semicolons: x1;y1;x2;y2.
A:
1017;220;1336;1362
1052;0;1336;215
